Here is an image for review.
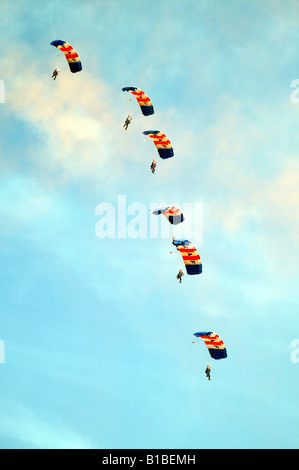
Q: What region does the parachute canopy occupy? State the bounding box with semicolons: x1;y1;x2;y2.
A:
194;332;227;360
172;238;202;275
143;130;174;159
50;40;82;73
152;206;184;225
122;87;154;116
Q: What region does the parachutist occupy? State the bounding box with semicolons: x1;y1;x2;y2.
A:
51;68;60;80
123;115;132;130
205;364;211;380
150;159;157;173
176;269;184;283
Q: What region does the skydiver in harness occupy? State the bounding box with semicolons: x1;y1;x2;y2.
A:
123;115;132;130
205;363;211;380
150;159;157;174
52;68;60;80
176;268;184;283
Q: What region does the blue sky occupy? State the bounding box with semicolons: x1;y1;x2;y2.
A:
0;0;298;449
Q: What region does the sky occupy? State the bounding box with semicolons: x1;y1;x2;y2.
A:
0;0;298;449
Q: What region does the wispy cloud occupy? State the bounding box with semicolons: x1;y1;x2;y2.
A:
2;44;131;185
0;402;93;449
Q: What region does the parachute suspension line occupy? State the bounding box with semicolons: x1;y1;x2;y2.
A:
61;64;70;72
121;93;133;121
126;102;132;118
55;65;68;73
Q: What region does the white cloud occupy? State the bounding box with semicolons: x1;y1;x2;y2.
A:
2;44;131;184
